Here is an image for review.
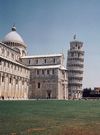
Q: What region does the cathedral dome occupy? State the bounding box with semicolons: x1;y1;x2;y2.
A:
2;26;26;47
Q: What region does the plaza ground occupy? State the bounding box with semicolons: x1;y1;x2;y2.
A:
0;100;100;135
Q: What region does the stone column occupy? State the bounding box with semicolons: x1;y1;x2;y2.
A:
8;75;12;99
18;77;22;99
21;78;24;99
4;73;9;99
15;76;19;99
14;76;17;99
24;79;28;99
13;76;16;99
17;77;20;99
1;73;5;98
22;78;25;98
11;75;15;99
7;74;10;98
19;78;22;99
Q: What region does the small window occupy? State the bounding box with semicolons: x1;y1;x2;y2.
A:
38;82;40;88
37;70;39;75
47;70;49;75
9;78;12;83
78;53;80;57
22;50;26;56
16;79;18;84
44;59;46;63
78;46;80;49
2;76;4;82
53;58;55;63
36;59;38;64
29;59;30;64
0;59;2;65
42;70;44;75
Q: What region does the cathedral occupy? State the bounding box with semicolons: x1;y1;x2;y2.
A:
0;26;84;100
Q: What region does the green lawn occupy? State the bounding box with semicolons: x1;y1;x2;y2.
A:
0;100;100;135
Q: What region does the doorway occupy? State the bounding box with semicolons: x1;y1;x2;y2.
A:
47;90;51;99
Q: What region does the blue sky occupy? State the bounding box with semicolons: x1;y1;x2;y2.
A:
0;0;100;88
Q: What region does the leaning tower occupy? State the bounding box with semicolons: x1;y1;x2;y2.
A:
67;36;84;99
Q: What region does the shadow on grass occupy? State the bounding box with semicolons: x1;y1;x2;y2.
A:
9;124;100;135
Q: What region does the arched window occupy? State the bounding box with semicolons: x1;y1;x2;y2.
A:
22;50;26;56
9;78;12;83
37;70;39;75
29;59;30;64
44;59;46;63
53;58;55;63
2;76;4;82
42;70;44;75
47;70;49;75
38;82;40;88
36;59;38;64
0;59;2;65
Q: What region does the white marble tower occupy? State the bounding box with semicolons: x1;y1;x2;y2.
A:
67;35;84;99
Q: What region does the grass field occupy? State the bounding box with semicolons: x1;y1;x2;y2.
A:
0;100;100;135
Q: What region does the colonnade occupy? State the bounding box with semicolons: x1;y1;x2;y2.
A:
0;72;29;100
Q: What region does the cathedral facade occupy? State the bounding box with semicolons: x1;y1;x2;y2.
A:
0;26;68;100
0;26;30;100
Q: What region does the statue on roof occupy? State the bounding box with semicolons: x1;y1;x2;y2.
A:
73;34;76;40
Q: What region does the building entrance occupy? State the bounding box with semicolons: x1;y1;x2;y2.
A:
47;90;51;99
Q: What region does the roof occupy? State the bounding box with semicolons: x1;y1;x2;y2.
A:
0;55;29;69
0;42;20;54
2;26;26;46
21;54;63;59
28;65;67;70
